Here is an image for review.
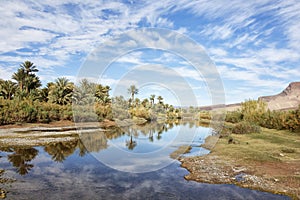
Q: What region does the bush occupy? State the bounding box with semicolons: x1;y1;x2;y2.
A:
95;103;112;121
232;121;261;134
199;111;211;120
0;99;75;125
226;100;300;133
225;111;242;123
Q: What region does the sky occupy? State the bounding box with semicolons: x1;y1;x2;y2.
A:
0;0;300;106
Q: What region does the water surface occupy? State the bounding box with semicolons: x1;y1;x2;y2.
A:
0;122;290;199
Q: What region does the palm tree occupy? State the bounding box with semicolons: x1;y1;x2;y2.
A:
127;85;138;102
134;98;140;107
12;68;26;91
73;79;95;105
164;103;169;111
95;84;111;104
141;98;150;108
12;61;41;94
48;77;74;105
21;61;38;76
157;95;163;104
0;80;17;100
24;74;41;93
149;94;155;106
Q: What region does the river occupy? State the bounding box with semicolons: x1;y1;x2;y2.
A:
0;121;290;199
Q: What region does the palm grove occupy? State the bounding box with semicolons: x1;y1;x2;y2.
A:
0;61;181;125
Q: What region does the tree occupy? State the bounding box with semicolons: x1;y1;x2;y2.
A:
0;80;17;100
73;79;96;105
12;68;26;91
141;98;150;108
48;77;74;105
133;98;140;107
149;94;155;106
12;61;41;94
240;99;267;124
21;61;38;76
24;74;41;93
95;84;111;104
157;95;163;104
128;85;138;102
164;103;169;111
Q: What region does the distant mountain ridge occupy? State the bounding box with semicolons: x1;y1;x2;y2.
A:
258;82;300;111
200;82;300;111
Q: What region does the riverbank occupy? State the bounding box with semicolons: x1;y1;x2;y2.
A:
179;128;300;199
0;120;116;147
0;120;116;130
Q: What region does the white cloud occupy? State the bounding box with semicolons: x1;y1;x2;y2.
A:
257;48;300;63
0;0;300;106
208;48;228;57
218;65;287;89
201;24;233;40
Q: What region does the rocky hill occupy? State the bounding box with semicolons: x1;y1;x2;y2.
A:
200;82;300;111
259;82;300;111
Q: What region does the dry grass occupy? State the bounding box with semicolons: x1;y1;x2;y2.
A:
215;128;300;163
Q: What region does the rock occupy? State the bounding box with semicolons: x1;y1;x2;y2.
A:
232;167;247;173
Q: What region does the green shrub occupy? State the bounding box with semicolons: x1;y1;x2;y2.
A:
225;111;242;123
232;121;261;134
38;111;51;123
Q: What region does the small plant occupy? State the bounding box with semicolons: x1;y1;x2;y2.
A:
228;136;234;144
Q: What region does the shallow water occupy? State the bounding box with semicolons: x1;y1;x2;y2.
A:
0;122;290;199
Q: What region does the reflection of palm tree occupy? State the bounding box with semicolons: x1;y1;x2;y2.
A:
44;141;77;162
126;135;137;150
80;131;108;152
149;129;154;142
77;140;88;157
7;148;38;175
17;163;34;175
126;128;137;150
156;132;162;140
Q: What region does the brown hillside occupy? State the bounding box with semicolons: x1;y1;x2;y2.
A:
200;82;300;111
259;82;300;111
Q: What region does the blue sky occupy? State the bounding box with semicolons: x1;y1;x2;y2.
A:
0;0;300;106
